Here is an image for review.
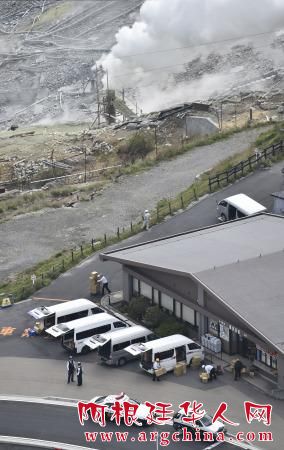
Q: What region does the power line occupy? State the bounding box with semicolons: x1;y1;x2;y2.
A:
107;28;284;59
107;41;284;81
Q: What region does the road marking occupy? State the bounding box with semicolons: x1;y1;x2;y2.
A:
0;435;95;450
32;296;70;302
0;394;80;407
0;327;16;336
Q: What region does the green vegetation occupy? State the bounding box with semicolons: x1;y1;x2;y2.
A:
118;132;154;164
1;123;283;302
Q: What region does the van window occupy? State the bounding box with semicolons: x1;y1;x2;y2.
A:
132;336;146;344
237;210;246;218
219;200;227;207
99;340;111;359
156;349;174;361
44;313;55;328
113;341;130;352
63;330;74;341
113;321;127;328
228;204;237;220
92;307;103;314
188;343;201;351
76;324;111;340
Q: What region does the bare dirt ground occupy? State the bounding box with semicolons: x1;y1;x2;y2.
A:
0;126;267;281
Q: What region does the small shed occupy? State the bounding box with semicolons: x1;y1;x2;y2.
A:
271;191;284;215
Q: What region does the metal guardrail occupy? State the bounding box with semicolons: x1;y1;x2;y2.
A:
208;141;284;192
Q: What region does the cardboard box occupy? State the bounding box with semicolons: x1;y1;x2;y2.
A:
174;363;187;376
155;367;167;378
191;356;202;368
199;372;209;383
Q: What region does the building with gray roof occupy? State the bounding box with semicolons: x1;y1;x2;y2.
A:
100;214;284;388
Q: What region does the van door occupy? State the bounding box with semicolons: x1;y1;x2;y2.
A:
175;345;186;363
186;342;204;364
228;204;237;220
154;349;175;372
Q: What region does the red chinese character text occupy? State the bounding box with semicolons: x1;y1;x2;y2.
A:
179;401;205;424
77;401;107;427
145;401;174;425
213;402;239;426
244;402;272;426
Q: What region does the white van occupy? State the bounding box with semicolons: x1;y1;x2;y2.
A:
84;325;157;366
125;334;204;374
28;298;103;331
217;193;266;222
46;313;128;354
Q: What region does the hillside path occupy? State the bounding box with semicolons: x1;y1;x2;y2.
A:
0;127;267;281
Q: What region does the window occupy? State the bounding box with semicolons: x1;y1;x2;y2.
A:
188;343;201;351
161;293;173;312
183;305;195;325
219;200;227;207
63;330;74;341
132;336;146;344
133;278;139;294
76;324;111;340
113;321;127;328
92;307;103;314
113;341;130;352
140;282;152;299
237;210;246;218
155;349;174;360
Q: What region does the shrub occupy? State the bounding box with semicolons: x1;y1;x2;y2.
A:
127;296;151;321
117;132;154;164
143;306;168;328
154;319;186;337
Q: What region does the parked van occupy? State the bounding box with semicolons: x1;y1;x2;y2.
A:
84;325;157;366
28;298;103;331
46;313;128;354
217;193;266;222
125;334;204;374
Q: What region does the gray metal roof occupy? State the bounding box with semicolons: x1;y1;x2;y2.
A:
271;191;284;199
101;214;284;351
102;215;284;275
196;251;284;352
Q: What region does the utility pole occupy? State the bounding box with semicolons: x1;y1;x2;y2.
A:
220;102;223;131
84;148;87;183
154;125;158;159
95;65;101;126
106;70;109;90
122;88;125;102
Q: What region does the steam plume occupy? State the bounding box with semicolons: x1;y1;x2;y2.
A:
98;0;284;112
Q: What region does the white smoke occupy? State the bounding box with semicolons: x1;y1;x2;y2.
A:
98;0;284;112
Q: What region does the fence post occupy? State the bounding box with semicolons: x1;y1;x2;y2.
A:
193;186;198;201
217;175;220;188
226;171;229;184
180;195;184;209
272;144;275;157
71;250;74;262
52;266;55;274
241;161;244;176
91;239;94;250
41;273;44;286
130;222;133;232
263;148;267;159
104;233;107;245
157;206;159;220
117;227;120;239
80;245;83;256
168;202;172;215
248;156;252;170
234;167;237;180
208;178;212;192
62;259;65;270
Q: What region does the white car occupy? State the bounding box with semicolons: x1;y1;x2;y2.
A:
173;409;226;438
90;393;151;426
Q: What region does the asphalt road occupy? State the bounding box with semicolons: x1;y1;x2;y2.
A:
0;401;214;450
37;161;284;301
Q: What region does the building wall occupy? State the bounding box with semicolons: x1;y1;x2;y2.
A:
123;264;283;387
185;115;219;137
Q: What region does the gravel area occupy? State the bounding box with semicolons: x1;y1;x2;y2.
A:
0;127;268;281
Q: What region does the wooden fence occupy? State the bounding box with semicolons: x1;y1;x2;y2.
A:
208;141;284;192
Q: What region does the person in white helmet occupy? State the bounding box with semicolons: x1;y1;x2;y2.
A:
143;209;151;230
